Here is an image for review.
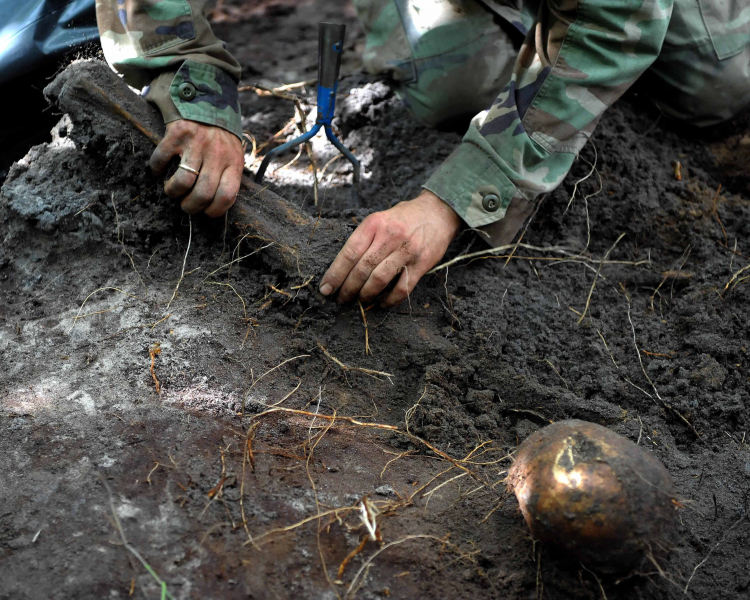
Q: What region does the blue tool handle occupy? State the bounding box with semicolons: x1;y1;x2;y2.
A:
255;21;360;202
318;23;346;89
317;23;345;125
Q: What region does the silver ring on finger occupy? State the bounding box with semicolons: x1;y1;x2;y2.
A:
178;163;200;176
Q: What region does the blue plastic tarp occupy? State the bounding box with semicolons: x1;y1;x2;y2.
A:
0;0;98;84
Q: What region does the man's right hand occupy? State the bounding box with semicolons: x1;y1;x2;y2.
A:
318;190;462;307
150;119;244;218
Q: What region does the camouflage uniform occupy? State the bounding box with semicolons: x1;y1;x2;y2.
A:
354;0;750;245
96;1;750;246
96;0;242;139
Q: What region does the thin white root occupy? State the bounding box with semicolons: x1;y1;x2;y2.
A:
166;215;192;311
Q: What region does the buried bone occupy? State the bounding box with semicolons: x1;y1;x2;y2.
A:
43;59;350;283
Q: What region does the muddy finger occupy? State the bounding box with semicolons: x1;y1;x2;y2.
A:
164;158;201;199
335;247;386;304
180;167;220;215
358;253;405;304
381;263;423;308
150;136;181;175
203;167;241;218
319;217;378;297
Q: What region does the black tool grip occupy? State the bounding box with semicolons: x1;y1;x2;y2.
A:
318;22;346;89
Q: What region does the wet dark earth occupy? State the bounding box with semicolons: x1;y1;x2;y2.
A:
1;1;749;599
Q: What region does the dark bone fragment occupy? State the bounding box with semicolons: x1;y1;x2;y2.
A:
44;59;350;283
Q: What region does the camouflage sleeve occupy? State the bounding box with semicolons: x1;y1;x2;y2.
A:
424;0;675;246
96;0;243;138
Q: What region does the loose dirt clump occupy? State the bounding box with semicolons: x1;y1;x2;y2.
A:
1;1;749;599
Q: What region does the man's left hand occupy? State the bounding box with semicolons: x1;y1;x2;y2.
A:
149;119;244;218
318;190;461;307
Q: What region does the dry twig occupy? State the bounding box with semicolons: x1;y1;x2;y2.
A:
710;184;727;247
97;474;175;599
358;301;372;355
205;281;248;322
166;215;192;311
404;386;427;434
317;342;393;382
241;354;310;414
68;287;143;334
149;344;161;394
721;261;750;297
202;443;232;516
565;146;598;215
578;233;625;323
345;535;451;599
337;536;369;581
428;242;648;275
684;512;748;593
305;409;341;598
503;196;544;269
240;422;260;549
622;288;701;438
581;563;608;600
380;450;417;478
111;192;147;291
200;241;274;284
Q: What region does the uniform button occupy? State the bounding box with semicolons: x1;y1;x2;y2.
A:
178;82;196;101
482;193;501;212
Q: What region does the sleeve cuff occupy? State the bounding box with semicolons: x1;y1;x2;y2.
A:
423;142;517;229
144;60;243;140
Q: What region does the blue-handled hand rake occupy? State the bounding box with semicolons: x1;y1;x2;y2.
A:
254;22;360;202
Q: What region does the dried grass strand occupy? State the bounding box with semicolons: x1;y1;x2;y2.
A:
317;342;393;382
345;535;448;599
623;290;701;439
166;215;192;312
68;287;143;334
578;232;625;324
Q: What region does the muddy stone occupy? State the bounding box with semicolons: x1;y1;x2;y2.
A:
508;420;679;572
2;1;750;599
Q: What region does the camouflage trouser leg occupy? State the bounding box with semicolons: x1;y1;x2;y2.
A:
354;1;750;129
352;0;521;127
647;1;750;127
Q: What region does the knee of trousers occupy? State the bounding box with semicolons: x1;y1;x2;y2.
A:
398;45;516;129
355;0;521;128
648;47;750;127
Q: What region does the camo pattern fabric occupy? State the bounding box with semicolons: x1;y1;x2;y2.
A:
96;0;243;138
646;0;750;125
353;0;529;127
354;0;750;245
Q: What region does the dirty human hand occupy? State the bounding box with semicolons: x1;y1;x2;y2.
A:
150;119;244;218
319;190;462;307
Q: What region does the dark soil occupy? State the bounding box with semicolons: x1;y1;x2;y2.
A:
1;1;749;599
